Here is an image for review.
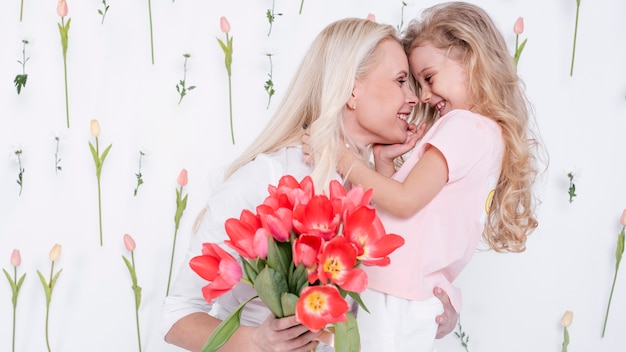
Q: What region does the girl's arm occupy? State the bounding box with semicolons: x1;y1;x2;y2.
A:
339;144;448;218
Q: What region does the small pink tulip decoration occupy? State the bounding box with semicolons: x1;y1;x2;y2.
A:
165;169;189;295
512;17;527;67
3;249;26;352
57;0;71;128
217;17;235;144
122;234;143;352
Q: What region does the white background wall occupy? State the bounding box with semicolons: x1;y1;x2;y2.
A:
1;0;625;351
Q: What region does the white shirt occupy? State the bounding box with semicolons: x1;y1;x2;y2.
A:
160;146;315;335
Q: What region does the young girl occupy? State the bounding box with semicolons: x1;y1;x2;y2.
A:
336;2;541;351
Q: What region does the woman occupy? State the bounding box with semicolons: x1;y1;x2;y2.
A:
160;17;454;352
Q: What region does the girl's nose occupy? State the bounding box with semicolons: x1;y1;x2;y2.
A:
419;87;431;103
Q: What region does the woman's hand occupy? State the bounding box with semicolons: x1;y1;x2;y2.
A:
253;315;321;352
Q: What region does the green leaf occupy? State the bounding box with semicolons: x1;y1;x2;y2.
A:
334;312;360;352
88;141;100;170
266;237;291;276
37;270;52;304
200;295;257;352
242;258;259;283
281;292;299;317
347;291;369;314
122;255;138;286
254;267;288;318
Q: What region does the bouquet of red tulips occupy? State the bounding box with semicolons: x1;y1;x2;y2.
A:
190;175;405;351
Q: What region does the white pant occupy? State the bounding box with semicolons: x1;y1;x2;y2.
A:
357;289;443;352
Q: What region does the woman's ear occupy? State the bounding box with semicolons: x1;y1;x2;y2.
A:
347;82;359;110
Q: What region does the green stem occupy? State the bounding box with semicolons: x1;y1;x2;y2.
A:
569;2;580;76
12;267;17;352
62;21;69;128
45;262;54;352
602;265;620;337
228;72;234;144
299;0;304;14
166;226;179;296
19;0;24;21
131;252;142;352
147;0;154;64
96;138;103;246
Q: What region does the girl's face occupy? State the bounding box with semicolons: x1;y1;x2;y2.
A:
409;41;474;117
345;39;417;147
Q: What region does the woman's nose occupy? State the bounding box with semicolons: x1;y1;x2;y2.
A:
404;86;417;106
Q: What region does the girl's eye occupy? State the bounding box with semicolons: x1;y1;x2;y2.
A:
398;79;407;85
425;75;432;83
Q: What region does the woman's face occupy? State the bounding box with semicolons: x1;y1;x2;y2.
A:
345;39;417;147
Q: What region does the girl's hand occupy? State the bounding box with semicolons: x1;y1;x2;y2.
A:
253;315;321;352
373;123;424;162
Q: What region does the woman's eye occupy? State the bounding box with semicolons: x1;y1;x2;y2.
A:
425;75;432;83
398;79;407;85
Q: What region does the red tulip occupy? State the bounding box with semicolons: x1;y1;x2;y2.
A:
225;209;267;259
123;234;136;252
343;206;404;266
296;285;349;332
177;168;188;187
317;236;367;293
292;195;341;240
190;243;242;302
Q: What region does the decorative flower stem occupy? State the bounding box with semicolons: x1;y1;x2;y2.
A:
166;169;188;296
133;150;145;196
266;1;282;36
13;148;24;196
264;53;275;109
299;0;304;14
567;172;576;203
19;0;25;21
37;244;62;352
454;315;470;352
98;0;109;25
3;249;26;352
14;39;29;95
122;235;143;352
602;210;625;337
217;17;235;144
54;136;62;174
176;54;196;105
397;1;407;32
88;120;113;246
570;0;581;76
57;0;71;128
147;0;154;64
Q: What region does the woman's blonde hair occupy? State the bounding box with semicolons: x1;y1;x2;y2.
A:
402;2;542;252
226;18;400;192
